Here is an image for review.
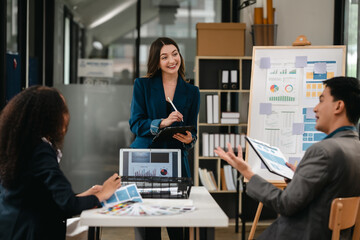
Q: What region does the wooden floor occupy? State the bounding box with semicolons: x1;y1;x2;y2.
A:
67;219;272;240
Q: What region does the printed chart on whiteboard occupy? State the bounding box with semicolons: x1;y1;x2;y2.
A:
248;46;345;182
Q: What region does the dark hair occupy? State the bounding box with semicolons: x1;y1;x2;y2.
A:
0;86;69;189
146;37;187;82
323;76;360;125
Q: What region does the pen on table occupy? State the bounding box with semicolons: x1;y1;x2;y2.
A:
167;97;184;122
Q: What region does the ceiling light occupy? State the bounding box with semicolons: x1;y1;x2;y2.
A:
88;0;137;29
93;41;103;50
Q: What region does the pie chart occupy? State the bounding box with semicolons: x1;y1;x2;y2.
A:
160;169;168;176
285;84;294;93
270;85;279;92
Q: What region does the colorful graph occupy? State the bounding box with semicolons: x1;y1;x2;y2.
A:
134;169;157;176
269;96;295;102
285;84;294;93
160;169;168;176
270;85;279;92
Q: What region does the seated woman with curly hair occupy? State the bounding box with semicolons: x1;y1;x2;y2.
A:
0;86;121;240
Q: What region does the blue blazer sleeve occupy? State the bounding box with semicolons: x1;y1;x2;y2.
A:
129;78;155;137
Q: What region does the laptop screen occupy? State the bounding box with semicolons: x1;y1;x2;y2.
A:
119;149;181;177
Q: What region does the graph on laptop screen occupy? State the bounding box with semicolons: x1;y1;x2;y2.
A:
119;149;181;177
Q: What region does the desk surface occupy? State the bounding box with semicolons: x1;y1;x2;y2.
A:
80;187;228;227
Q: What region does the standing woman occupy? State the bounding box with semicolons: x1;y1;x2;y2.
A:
129;37;200;239
0;86;121;240
129;37;200;179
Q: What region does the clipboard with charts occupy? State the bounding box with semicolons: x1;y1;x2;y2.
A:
152;126;194;143
245;136;294;180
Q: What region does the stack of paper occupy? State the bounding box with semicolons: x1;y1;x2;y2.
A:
221;112;240;124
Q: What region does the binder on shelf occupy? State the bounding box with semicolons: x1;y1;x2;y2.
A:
224;165;236;190
219;134;225;149
240;133;246;149
230;134;236;149
213;95;219;123
220;168;228;190
206;95;213;124
225;135;230;150
202;133;209;156
209;134;214;157
214;134;220;151
220;70;229;89
235;134;241;149
241;59;252;90
232;168;238;189
230;70;239;90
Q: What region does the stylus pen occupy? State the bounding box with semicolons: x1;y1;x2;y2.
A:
167;97;184;122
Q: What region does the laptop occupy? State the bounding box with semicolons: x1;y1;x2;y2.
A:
119;148;182;178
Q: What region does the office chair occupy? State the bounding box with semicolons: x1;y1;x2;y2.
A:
328;197;360;240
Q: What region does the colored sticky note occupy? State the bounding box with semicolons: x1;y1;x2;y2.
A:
314;62;327;74
306;72;313;79
327;72;335;78
260;57;271;69
295;56;307;68
259;103;272;115
292;123;304;135
306;108;316;119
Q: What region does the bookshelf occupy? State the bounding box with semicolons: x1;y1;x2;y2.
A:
194;56;252;194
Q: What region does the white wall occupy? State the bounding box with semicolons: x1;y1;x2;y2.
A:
240;0;334;56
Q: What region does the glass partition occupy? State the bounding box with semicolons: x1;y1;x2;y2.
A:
57;84;134;192
58;0;221;192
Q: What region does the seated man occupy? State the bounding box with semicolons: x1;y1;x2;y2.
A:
215;76;360;240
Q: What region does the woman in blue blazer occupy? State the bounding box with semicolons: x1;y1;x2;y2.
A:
129;37;200;179
129;37;200;240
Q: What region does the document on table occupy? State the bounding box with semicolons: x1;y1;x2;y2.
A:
102;184;143;207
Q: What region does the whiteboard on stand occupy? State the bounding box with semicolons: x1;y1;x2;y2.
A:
246;46;346;183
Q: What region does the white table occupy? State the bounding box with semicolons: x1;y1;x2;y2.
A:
80;187;228;240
